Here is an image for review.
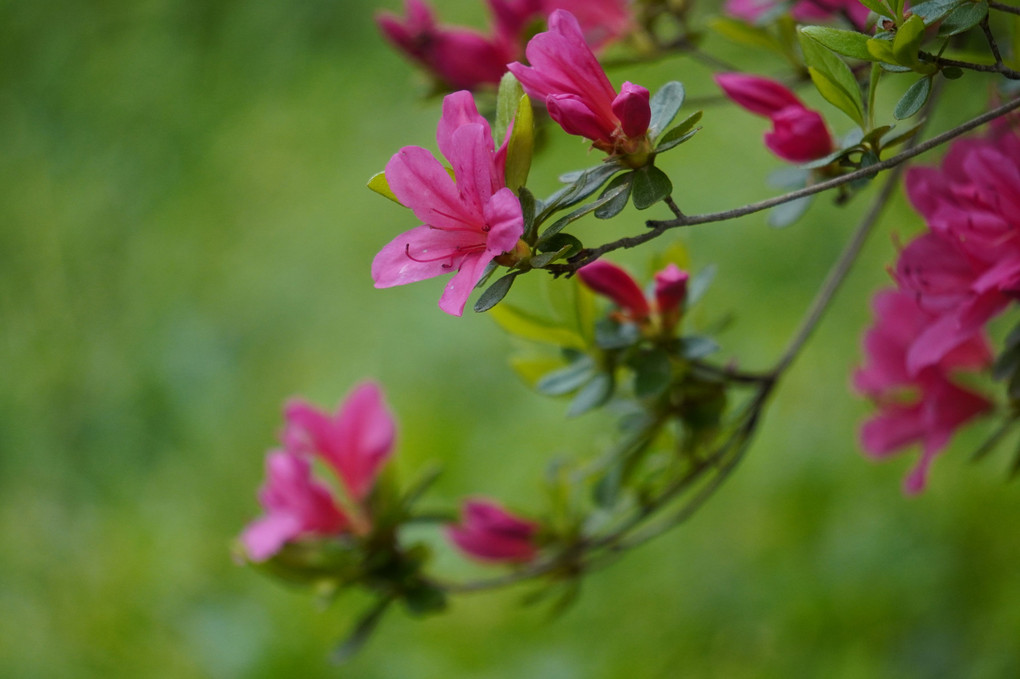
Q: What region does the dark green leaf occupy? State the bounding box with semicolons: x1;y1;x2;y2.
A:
938;0;988;37
649;81;686;137
473;272;519;312
536;355;596;395
567;372;614;417
680;335;720;359
894;77;932;119
539;162;621;222
800;25;874;61
993;343;1020;382
537;182;629;245
402;583;447;617
594;318;641;350
655;111;703;153
631;348;672;398
630;165;673;210
595;173;634;219
535;234;582;261
769;195;813;228
910;0;969;24
879;118;926;149
519;187;538;242
941;66;964;79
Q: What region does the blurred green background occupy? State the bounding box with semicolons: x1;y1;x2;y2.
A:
2;1;1018;677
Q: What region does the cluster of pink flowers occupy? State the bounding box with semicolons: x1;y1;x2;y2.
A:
856;127;1020;492
377;0;632;91
715;73;833;163
579;260;689;334
725;0;870;29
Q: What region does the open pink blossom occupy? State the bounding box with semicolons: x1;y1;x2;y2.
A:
372;91;524;316
854;290;992;494
579;260;690;332
725;0;870;29
715;73;833;163
508;10;651;157
446;498;539;563
241;382;397;561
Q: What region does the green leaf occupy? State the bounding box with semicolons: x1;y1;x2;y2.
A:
894;77;932;119
367;172;401;204
474;272;519;312
489;304;587;348
495;72;524;145
537;355;596;396
519;187;538;242
680;335;720;360
799;29;865;125
537;182;630;245
594;318;641;350
505;94;534;191
539;162;621;222
402;583;447;617
648;81;686;137
630;164;673;210
879;118;926;149
655;111;703;153
938;0;988;37
567;372;614;417
595;173;634;220
533;236;581;264
769;195;813;228
332;599;393;664
631;348;672;398
892;14;926;65
800;26;874;61
857;0;891;15
910;0;969;25
867;36;897;64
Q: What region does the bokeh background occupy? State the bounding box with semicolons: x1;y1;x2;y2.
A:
2;1;1018;677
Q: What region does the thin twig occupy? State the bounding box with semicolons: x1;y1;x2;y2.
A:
918;52;1020;79
989;0;1020;16
544;95;1020;275
980;15;1006;68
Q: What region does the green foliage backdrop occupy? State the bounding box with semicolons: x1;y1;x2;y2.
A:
1;1;1018;676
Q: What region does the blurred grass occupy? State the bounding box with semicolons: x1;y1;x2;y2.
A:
1;1;1018;677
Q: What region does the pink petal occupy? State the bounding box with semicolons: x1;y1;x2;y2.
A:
331;382;397;500
764;106;833;162
715;73;804;117
612;82;651;138
386;146;480;231
546;94;615;142
438;250;495;316
484;187;526;254
437;90;493;166
578;260;651;318
653;264;688;316
372;224;479;289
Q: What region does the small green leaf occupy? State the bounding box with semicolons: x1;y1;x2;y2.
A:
648;81;686;137
938;0;988;37
567;372;614;417
630;165;673;210
655;111;703;153
894;77;932;119
495;72;524;145
595;173;634;220
680;335;720;360
367;172;401;204
534;235;581;263
768;195;813;228
537;182;629;245
892;14;926;65
536;355;596;395
879;118;926;149
474;272;519;313
910;0;969;25
941;66;964;79
857;0;891;15
539;162;621;222
505;94;534;191
402;583;447;617
867;36;898;63
800;29;865;125
489;304;587;349
800;25;874;61
519;187;538;242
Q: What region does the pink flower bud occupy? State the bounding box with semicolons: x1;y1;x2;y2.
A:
714;73;804;117
612;82;651;139
446;499;539;562
653;264;689;317
578;260;651;320
764;105;833;163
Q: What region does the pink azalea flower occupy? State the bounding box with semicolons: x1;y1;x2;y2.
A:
507;10;652;157
372;91;525;316
377;0;513;90
725;0;870;29
446;498;539;563
854;290;992;494
241;382;397;561
895;132;1020;371
715;73;833;163
579;260;690;332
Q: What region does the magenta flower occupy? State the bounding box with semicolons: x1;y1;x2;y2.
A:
507;10;652;158
377;0;513;90
579;260;690;333
446;498;539;563
241;382;397;561
725;0;870;29
372;91;525;316
854;290;992;494
715;73;833;163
